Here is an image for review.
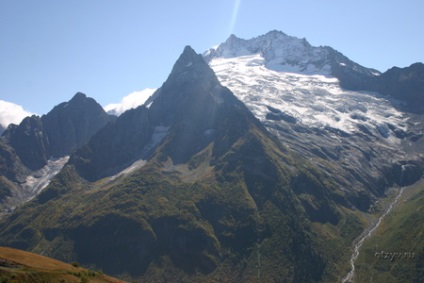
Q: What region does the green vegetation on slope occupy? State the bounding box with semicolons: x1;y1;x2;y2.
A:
0;124;367;282
354;180;424;282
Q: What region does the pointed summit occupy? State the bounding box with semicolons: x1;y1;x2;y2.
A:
174;45;205;68
71;44;254;179
265;29;287;37
182;45;198;58
42;93;114;157
166;45;217;84
149;46;224;126
70;92;87;101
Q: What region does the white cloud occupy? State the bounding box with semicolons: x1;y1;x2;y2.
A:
0;100;33;131
104;88;156;116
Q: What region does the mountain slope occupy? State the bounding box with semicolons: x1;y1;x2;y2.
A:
0;46;359;282
0;246;124;283
354;180;424;282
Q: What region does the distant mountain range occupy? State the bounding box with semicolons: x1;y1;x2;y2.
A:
0;31;422;282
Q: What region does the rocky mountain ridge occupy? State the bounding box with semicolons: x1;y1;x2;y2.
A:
206;30;424;112
0;92;114;214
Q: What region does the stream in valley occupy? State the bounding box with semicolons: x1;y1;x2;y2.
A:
341;186;405;283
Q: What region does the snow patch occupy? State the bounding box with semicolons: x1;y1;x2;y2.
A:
151;126;169;146
22;156;69;201
204;129;215;136
109;159;147;181
108;126;169;181
137;125;169;158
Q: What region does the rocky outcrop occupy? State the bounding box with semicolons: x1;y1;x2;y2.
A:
1;92;114;174
71;106;152;181
0;93;114;213
374;63;424;111
330;53;424;112
4;116;50;171
42;92;114;158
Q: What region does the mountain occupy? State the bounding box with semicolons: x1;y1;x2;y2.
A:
0;32;423;282
372;63;424;111
0;246;125;282
0;46;361;282
42;92;115;158
0;92;114;215
204;30;379;78
205;30;424;112
4;115;50;171
206;30;424;205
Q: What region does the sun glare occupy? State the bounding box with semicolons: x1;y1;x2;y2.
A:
229;0;242;35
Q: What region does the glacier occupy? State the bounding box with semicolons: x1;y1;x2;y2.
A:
206;30;406;144
209;53;407;141
205;30;417;200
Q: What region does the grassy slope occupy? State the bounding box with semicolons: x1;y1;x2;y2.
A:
354;180;424;282
0;246;124;283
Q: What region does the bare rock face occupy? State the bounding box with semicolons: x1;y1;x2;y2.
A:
0;93;114;213
375;63;424;111
330;50;424;112
42;92;114;158
71;46;255;181
71;105;152;181
4;115;50;171
1;92;114;174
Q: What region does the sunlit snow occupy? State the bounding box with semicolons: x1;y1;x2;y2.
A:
209;54;407;140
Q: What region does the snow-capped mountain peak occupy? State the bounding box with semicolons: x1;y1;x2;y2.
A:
205;30;331;75
206;31;408;149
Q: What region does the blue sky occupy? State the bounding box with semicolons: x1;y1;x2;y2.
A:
0;0;423;117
